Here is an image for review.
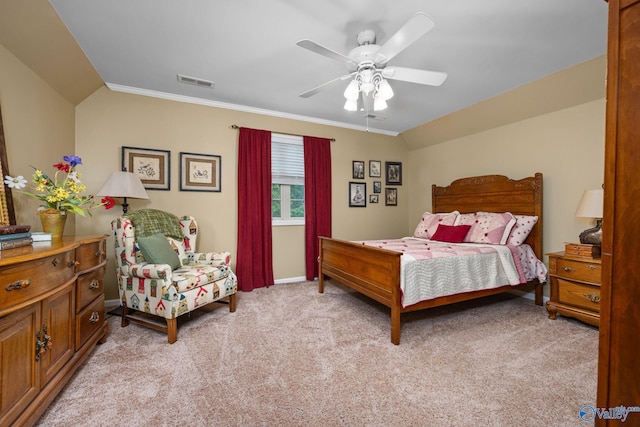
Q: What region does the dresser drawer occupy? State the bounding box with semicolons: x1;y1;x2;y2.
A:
558;279;600;312
555;258;601;283
76;266;105;311
75;240;105;273
76;294;105;350
0;251;76;310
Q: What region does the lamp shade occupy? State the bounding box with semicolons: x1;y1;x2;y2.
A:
96;171;149;199
575;189;603;218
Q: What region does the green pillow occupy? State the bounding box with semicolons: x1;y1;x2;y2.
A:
137;233;181;270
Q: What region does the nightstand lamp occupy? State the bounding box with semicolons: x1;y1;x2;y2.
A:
575;188;603;245
96;171;149;214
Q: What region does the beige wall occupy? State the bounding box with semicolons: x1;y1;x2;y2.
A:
74;88;406;299
406;99;606;286
2;38;606;303
0;43;76;231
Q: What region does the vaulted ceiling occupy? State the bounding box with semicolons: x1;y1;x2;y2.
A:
0;1;608;137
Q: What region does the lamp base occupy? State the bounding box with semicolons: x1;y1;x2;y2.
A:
579;219;602;245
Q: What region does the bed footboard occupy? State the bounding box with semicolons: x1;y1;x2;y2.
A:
318;237;404;343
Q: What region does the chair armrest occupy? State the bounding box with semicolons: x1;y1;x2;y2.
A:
125;263;174;280
186;251;231;267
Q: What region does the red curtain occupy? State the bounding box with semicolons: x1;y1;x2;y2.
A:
303;136;332;280
237;127;274;291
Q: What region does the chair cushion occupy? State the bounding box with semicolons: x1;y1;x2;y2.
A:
171;264;231;292
127;209;184;240
137;233;181;270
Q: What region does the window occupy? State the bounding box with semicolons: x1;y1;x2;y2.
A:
272;134;304;225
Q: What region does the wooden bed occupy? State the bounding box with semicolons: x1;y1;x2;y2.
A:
318;173;544;344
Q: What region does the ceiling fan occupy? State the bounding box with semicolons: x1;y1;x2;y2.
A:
297;12;447;112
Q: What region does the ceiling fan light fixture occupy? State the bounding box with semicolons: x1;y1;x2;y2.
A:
373;97;388;111
377;79;394;101
344;98;358;111
344;80;360;101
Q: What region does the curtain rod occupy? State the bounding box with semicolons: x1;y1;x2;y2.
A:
230;124;335;142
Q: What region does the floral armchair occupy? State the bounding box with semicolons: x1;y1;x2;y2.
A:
111;209;237;343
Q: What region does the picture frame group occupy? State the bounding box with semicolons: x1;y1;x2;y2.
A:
349;158;402;208
122;146;222;192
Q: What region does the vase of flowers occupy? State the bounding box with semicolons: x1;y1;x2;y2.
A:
4;155;115;238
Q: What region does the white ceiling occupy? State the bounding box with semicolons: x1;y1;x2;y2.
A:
48;0;608;135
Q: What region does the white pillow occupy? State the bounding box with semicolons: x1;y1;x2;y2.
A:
506;215;538;246
413;211;459;239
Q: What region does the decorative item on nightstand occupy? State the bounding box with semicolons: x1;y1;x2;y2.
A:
96;170;149;214
575;188;603;245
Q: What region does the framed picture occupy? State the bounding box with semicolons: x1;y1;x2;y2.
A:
179;152;221;192
385;188;398;206
385;161;402;185
369;160;381;178
369;194;379;204
349;182;366;207
373;181;381;193
352;160;365;179
122;146;170;190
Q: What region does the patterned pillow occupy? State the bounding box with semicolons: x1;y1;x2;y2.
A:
506;215;538;246
456;212;516;244
413;211;459;239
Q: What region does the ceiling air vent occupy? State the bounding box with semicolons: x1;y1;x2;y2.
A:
177;74;215;89
362;113;386;121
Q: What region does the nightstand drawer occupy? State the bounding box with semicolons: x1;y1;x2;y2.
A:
556;258;601;283
558;279;600;312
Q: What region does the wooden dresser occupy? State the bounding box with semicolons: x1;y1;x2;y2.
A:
545;251;601;327
0;235;108;426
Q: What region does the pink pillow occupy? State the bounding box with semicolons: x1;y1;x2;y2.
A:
413;211;459;239
431;224;472;243
455;212;516;244
506;215;538;246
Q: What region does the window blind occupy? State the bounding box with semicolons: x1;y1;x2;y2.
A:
272;134;304;185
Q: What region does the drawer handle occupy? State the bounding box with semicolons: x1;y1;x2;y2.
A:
562;267;576;273
587;265;597;270
35;324;53;361
583;293;601;304
89;279;101;290
89;312;100;324
52;257;59;267
5;279;31;291
68;260;80;268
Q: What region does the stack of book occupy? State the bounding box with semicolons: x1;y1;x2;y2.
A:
0;224;33;251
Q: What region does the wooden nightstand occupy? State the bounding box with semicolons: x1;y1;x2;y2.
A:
546;251;601;327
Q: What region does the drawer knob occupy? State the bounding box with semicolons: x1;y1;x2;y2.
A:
562;267;576;272
583;293;601;304
89;312;100;324
68;260;80;268
5;279;31;291
89;279;101;290
587;265;597;270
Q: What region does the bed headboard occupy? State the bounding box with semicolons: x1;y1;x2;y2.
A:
432;173;543;259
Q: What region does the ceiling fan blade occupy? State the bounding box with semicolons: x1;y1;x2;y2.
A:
297;39;355;66
299;73;354;98
376;12;436;65
383;67;447;86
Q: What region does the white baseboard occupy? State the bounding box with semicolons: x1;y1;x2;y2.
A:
274;276;308;284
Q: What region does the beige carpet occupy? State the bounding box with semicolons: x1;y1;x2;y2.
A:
35;280;598;426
